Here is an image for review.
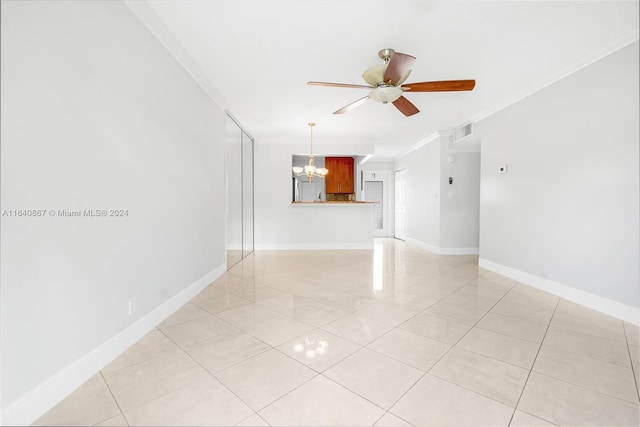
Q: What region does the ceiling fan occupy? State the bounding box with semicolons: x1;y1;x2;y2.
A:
308;48;475;117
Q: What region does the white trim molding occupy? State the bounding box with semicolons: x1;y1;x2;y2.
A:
395;132;440;161
479;258;640;326
123;0;228;110
0;264;226;426
441;247;480;256
471;28;639;124
405;237;440;254
405;237;479;256
393;30;639;162
254;243;374;250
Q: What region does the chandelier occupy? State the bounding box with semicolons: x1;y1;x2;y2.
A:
292;122;328;182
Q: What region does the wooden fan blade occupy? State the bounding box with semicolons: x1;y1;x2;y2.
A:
401;80;476;92
383;52;416;85
333;96;369;114
308;81;372;89
392;96;420;117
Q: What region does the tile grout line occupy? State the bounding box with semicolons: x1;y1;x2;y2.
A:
98;371;131;427
174;260;390;424
251;254;484;422
201;262;285;420
155;326;270;422
102;329;228;418
506;298;560;427
622;322;640;404
168;252;475;423
369;408;417;427
249;253;482;425
53;242;635;426
313;373;396;421
159;316;321;423
366;271;519;420
234;411;271;427
196;262;310;422
105;347;233;419
540;323;636;369
528;355;640;408
380;274;588;421
357;277;498;372
351;268;495;353
521;312;640;407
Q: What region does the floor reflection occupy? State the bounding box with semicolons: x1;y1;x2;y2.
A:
35;238;637;427
373;241;384;291
293;336;329;359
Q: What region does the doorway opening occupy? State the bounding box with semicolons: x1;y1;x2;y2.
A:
394;169;407;240
362;171;391;237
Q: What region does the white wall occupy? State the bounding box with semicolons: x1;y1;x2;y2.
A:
477;42;639;317
254;143;374;249
395;139;442;248
394;137;481;253
0;1;227;422
440;150;481;251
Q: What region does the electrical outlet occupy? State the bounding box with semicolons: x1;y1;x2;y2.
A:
128;297;136;315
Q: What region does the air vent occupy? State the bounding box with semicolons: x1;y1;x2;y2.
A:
453;122;473;142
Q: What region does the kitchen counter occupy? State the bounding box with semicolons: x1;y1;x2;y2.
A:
284;200;375;249
291;201;376;205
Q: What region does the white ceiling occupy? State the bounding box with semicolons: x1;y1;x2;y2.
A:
133;1;638;160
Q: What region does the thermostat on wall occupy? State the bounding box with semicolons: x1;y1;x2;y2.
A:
498;165;508;174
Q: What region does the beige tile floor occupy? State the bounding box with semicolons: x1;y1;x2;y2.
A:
34;239;640;426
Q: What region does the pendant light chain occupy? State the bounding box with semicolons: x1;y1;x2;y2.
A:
309;122;315;157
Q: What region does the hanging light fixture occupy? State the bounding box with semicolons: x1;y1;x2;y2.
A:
292;122;328;182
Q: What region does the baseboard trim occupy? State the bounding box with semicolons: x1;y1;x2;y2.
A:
405;237;440;254
405;237;479;255
440;247;479;255
254;242;374;250
0;263;226;427
479;258;640;325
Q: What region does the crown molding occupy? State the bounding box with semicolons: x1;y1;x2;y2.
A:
123;0;228;110
394;28;639;163
471;28;639;124
123;0;637;162
226;111;255;141
394;132;441;160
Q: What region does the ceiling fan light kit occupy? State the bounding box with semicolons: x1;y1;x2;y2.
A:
368;86;403;103
308;48;476;117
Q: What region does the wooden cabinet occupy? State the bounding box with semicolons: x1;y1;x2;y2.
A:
325;157;354;193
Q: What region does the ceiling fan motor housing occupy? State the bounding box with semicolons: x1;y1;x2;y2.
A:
378;48;395;62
